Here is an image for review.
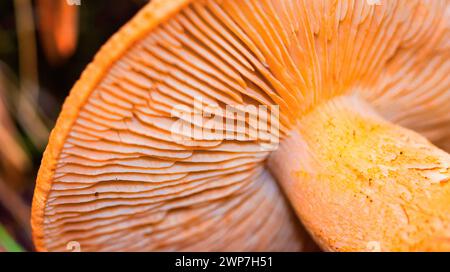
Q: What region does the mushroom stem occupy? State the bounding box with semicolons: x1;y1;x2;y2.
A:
269;95;450;252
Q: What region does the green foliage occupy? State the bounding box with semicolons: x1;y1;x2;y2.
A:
0;223;25;252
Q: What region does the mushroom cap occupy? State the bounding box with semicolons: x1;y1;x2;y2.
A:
32;0;449;251
32;0;308;252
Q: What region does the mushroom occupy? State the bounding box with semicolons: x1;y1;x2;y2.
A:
37;0;79;64
32;0;450;252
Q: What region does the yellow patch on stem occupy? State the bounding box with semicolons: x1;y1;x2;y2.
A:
269;95;450;252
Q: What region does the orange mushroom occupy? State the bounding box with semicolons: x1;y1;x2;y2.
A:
32;0;449;252
37;0;79;64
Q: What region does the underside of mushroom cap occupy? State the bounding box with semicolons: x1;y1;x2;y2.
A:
32;0;308;252
33;0;449;252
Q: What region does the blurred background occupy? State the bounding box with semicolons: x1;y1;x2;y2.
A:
0;0;148;252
